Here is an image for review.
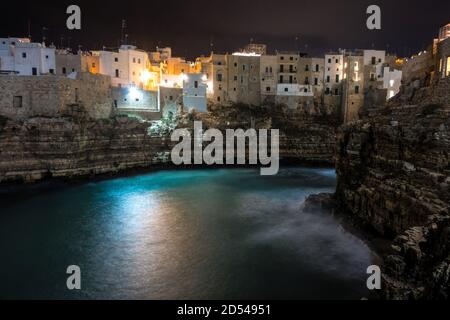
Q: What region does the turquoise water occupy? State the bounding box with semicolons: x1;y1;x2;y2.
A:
0;167;372;300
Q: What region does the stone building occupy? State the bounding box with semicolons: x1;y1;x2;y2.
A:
0;72;112;120
438;23;450;42
436;36;450;79
277;51;299;84
55;50;100;76
55;50;82;75
341;55;365;123
260;55;278;100
159;86;183;118
227;53;261;106
324;53;344;96
200;54;229;105
298;57;324;101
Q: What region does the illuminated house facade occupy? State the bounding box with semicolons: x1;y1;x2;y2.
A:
0;37;56;75
94;45;150;89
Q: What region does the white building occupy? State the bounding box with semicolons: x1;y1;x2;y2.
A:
182;73;207;112
383;67;403;100
94;45;149;89
0;37;55;75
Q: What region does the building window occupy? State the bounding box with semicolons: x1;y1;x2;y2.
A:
325;88;330;94
217;97;221;102
194;81;198;89
284;88;289;92
46;55;49;59
133;58;136;63
315;64;319;72
335;88;339;95
328;58;331;63
266;87;271;92
305;77;309;85
75;88;79;102
314;78;318;85
446;56;450;76
169;96;173;101
32;67;37;76
242;65;246;71
234;76;237;81
49;69;54;74
62;67;67;74
115;69;119;78
305;65;309;71
370;73;375;81
22;52;27;58
336;59;339;63
371;57;376;65
336;75;340;83
114;57;118;62
13;96;23;108
234;62;237;67
289;65;294;73
138;59;141;64
355;86;360;94
113;100;118;108
217;73;223;82
304;88;308;93
280;65;284;72
326;76;330;83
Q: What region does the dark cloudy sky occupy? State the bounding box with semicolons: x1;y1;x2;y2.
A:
1;0;449;59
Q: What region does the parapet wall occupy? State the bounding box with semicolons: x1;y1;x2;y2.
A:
0;73;113;120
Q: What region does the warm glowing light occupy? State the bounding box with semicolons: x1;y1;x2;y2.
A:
389;80;395;88
202;74;208;82
140;70;151;83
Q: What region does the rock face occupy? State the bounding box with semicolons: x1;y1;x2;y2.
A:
0;115;172;184
0;102;339;184
195;103;339;165
336;77;450;299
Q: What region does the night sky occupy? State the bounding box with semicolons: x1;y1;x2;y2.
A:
1;0;449;59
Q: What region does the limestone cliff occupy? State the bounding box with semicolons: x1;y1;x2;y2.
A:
0;115;172;184
335;77;450;299
0;102;339;184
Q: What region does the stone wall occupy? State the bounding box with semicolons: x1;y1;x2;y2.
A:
112;87;158;110
0;73;113;120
